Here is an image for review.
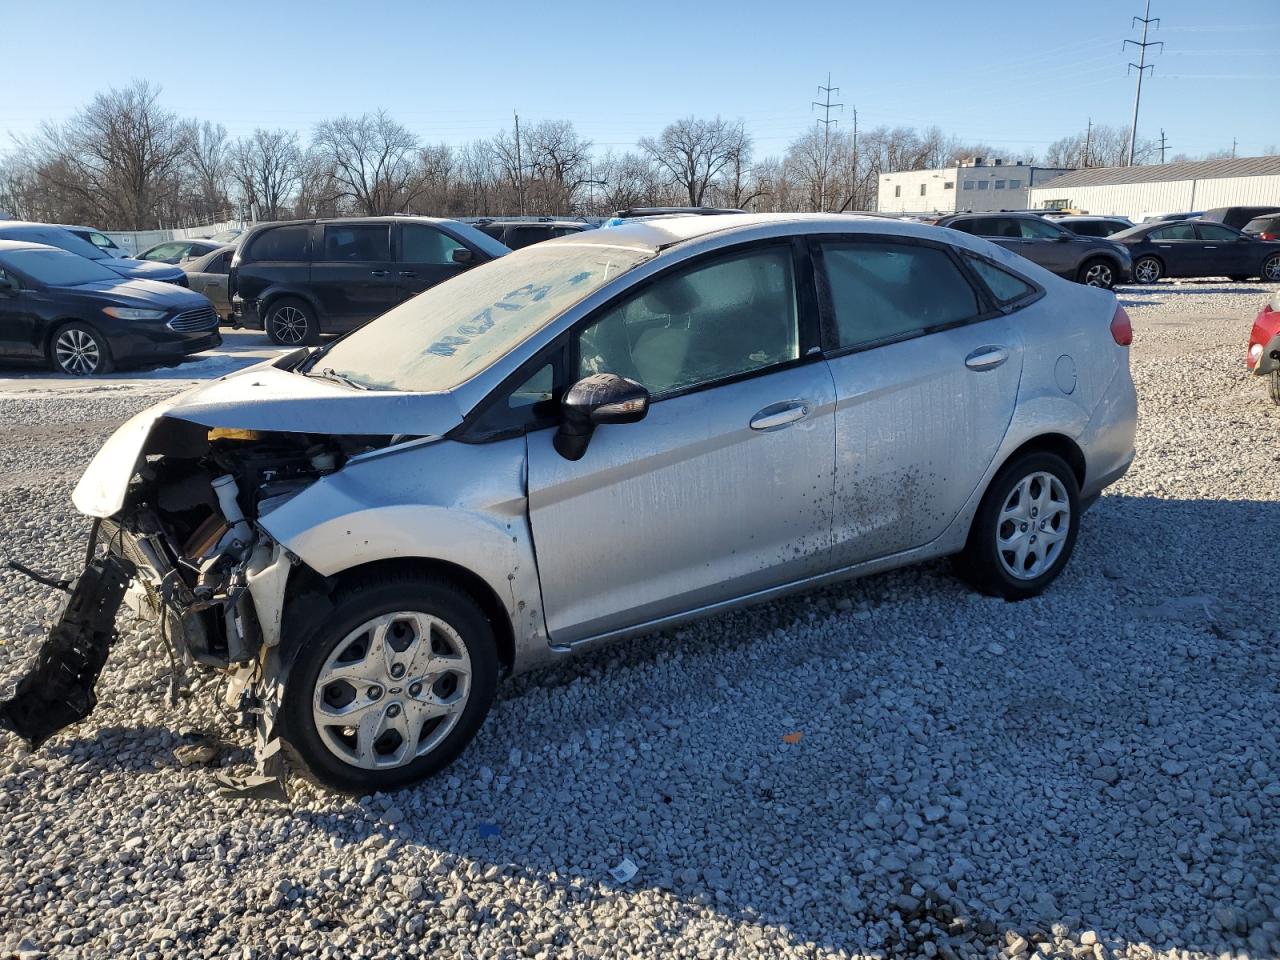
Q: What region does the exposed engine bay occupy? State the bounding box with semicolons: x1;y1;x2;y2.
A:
0;420;397;794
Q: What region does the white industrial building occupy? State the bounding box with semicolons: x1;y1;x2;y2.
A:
877;158;1072;214
1026;156;1280;221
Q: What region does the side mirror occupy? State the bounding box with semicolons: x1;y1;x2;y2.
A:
451;247;474;265
0;276;18;296
1237;235;1251;242
1054;233;1071;242
553;373;650;461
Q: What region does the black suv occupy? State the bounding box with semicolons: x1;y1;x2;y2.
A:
936;213;1132;289
476;219;590;249
230;217;510;344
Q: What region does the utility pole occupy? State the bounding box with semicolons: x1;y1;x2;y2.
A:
1084;117;1093;168
1124;0;1162;167
513;111;525;216
811;74;842;211
1231;137;1238;158
1158;129;1169;163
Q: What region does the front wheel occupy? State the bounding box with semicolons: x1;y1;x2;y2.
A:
1133;256;1162;284
266;298;319;346
281;573;498;793
955;452;1080;601
50;322;114;376
1077;258;1116;289
1261;254;1280;283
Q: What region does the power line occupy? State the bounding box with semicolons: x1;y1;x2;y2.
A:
1124;0;1163;166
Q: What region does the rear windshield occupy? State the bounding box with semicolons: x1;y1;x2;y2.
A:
320;242;651;392
3;248;120;286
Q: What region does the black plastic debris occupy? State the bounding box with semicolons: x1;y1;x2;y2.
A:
0;552;134;748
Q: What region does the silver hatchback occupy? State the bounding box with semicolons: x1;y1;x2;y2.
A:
7;214;1137;792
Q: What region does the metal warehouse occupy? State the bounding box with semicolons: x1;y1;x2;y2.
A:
1026;155;1280;221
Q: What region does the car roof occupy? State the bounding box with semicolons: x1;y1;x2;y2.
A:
941;211;1041;220
483;219;585;228
1051;215;1128;222
0;238;72;254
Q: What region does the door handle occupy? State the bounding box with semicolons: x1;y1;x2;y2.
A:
370;269;390;277
1204;246;1217;250
398;270;417;278
750;400;811;431
965;345;1010;371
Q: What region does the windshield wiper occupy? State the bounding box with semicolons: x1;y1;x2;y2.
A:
306;367;369;391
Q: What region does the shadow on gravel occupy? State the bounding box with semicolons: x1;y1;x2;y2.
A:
269;493;1280;958
1117;281;1271;309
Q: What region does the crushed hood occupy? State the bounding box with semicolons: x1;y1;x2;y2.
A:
72;361;465;518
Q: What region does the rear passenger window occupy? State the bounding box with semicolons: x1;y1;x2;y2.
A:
965;256;1035;304
250;226;310;261
822;243;980;350
323;224;390;261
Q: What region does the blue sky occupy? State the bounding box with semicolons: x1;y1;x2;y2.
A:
1;0;1276;161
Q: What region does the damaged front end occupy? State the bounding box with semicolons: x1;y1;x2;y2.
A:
1;412;397;795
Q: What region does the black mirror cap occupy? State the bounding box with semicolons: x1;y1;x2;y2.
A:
554;373;650;460
451;247;474;264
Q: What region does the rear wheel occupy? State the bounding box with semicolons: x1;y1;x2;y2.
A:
266;298;319;346
956;451;1080;600
50;322;113;376
1133;256;1162;284
1077;258;1116;289
281;573;498;793
1261;254;1280;283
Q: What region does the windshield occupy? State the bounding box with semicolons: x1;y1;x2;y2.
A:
21;228;109;261
4;248;121;286
446;220;512;259
321;242;652;392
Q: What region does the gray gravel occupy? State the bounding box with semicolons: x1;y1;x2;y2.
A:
1;285;1278;960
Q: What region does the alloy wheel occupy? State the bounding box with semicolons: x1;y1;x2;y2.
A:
54;328;101;375
312;611;472;770
1134;258;1161;284
1263;255;1280;282
271;305;310;344
995;471;1071;581
1083;262;1113;287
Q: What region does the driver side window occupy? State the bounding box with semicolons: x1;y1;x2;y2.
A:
576;246;799;398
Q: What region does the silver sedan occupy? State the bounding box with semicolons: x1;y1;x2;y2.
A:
24;214;1137;792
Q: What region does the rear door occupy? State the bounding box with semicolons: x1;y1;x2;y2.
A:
1146;222;1202;277
0;266;44;360
396;222;471;298
1195;222;1252;276
312;223;399;329
816;238;1023;564
525;241;836;644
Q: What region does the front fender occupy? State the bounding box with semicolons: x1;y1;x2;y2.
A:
257;436;548;671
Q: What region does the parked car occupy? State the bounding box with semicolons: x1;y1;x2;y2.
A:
936;213;1132;289
230;217;510;344
29;213;1137;791
1248;289;1280;404
1048;215;1134;238
613;206;745;218
1201;206;1280;231
0;222;188;286
179;243;237;320
1141;211;1204;224
1109;220;1280;283
137;238;223;264
62;225;129;258
208;228;243;243
1242;213;1280;241
0;240;221;375
475;219;590;250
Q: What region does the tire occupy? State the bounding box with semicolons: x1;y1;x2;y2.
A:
265;298;320;346
1077;258;1116;289
1270;370;1280;406
49;321;114;376
955;451;1080;601
280;573;499;793
1132;256;1162;284
1261;254;1280;283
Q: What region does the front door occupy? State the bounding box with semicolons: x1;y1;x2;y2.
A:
1146;222;1202;277
1195;223;1253;276
526;242;836;645
189;251;232;316
312;223;400;330
813;239;1023;565
396;223;470;298
1017;217;1078;276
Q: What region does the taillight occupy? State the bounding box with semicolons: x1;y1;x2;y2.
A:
1110;305;1133;346
1261;232;1278;241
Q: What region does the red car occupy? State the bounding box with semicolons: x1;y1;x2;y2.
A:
1248;290;1280;403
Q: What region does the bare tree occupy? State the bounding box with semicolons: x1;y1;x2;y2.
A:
639;116;750;207
522;120;594;213
1044;124;1154;168
311;111;425;215
231;128;302;221
187;121;231;221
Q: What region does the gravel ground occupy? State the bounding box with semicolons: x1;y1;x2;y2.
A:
1;284;1277;960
